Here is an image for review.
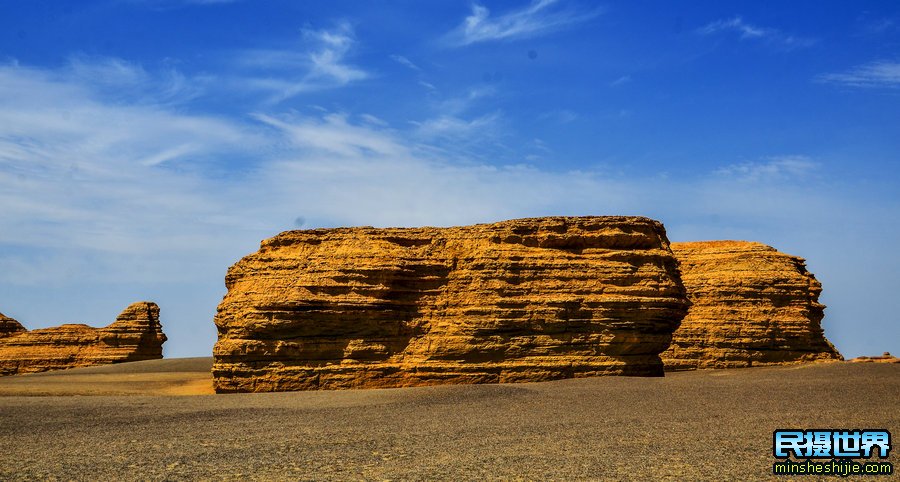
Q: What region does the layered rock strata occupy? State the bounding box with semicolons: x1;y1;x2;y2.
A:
661;241;842;370
213;216;689;392
0;313;26;338
0;302;167;376
849;352;899;364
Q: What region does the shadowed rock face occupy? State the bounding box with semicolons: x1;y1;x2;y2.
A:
0;314;26;338
661;241;842;370
213;216;689;392
0;302;167;376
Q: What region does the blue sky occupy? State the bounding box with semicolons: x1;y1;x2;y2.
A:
1;0;898;358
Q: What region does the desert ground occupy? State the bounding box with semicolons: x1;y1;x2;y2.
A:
0;360;896;481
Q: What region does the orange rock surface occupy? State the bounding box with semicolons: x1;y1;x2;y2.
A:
0;302;167;376
849;352;899;364
0;313;26;338
661;241;842;370
213;216;689;392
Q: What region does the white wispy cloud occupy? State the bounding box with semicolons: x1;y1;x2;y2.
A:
446;0;600;46
253;112;408;159
390;54;420;71
307;23;367;84
2;59;897;359
714;156;819;182
816;61;900;88
436;86;496;115
408;86;510;159
64;55;205;104
610;75;631;87
0;59;513;271
538;109;578;124
412;112;503;140
698;17;767;39
697;16;815;49
359;113;388;126
0;61;263;259
234;23;368;102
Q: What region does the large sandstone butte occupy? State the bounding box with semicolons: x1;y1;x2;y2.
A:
213;216;689;392
661;241;842;370
0;302;167;376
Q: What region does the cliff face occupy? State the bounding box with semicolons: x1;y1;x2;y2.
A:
661;241;842;370
213;216;689;392
0;302;167;376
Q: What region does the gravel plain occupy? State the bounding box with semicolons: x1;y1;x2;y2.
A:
0;359;897;480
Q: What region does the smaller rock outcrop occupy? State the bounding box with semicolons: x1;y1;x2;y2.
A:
0;302;167;376
0;313;26;338
849;352;899;364
662;241;842;370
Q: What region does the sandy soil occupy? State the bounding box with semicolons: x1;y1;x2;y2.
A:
0;359;896;480
0;357;214;396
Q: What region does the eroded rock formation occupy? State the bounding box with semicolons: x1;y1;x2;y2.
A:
661;241;842;370
849;352;899;364
0;313;26;338
0;302;167;376
213;216;689;392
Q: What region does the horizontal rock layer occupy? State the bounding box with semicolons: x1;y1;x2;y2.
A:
661;241;842;370
0;313;26;338
849;352;899;364
213;216;689;392
0;302;167;376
